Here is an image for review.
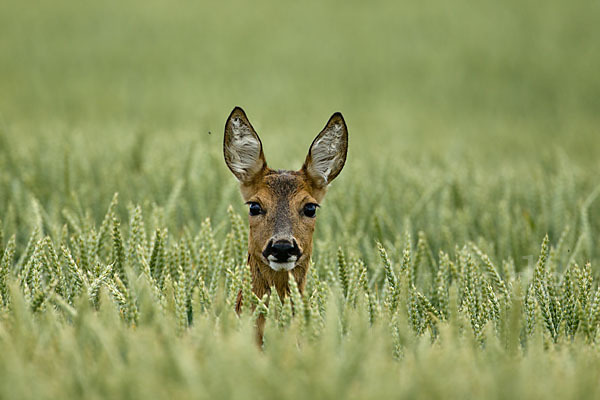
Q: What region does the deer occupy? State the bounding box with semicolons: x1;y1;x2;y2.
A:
223;106;348;344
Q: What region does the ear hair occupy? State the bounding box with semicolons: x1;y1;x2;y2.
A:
223;107;267;184
302;112;348;189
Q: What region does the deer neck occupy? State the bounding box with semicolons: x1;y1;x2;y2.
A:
248;252;310;299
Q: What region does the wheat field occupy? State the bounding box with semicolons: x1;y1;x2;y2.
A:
1;0;600;398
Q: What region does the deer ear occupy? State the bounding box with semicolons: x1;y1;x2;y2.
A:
302;112;348;189
224;107;267;184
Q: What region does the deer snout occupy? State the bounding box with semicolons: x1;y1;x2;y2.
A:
263;239;302;264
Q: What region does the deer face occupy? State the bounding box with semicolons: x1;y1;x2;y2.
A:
223;107;348;273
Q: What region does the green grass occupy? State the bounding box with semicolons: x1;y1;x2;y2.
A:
1;0;600;398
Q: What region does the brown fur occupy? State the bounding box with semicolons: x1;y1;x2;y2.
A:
224;107;348;345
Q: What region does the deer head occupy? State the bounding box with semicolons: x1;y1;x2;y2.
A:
224;107;348;304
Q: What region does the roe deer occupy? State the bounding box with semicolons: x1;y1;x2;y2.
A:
223;107;348;344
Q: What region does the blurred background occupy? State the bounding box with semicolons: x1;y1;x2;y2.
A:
1;0;599;265
2;0;599;154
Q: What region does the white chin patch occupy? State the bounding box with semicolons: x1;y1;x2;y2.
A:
267;255;297;271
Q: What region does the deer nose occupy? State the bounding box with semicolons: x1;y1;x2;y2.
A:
263;239;301;263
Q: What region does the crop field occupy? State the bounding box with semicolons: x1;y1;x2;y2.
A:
1;0;600;398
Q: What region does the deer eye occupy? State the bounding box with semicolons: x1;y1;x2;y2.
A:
248;202;263;216
303;203;318;218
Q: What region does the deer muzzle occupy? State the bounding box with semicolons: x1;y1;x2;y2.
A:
262;239;302;271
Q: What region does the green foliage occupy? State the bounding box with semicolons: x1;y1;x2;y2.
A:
1;193;599;398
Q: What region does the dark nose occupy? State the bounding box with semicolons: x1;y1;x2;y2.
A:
263;239;301;262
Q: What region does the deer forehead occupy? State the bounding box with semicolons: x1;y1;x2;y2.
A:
243;171;318;206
